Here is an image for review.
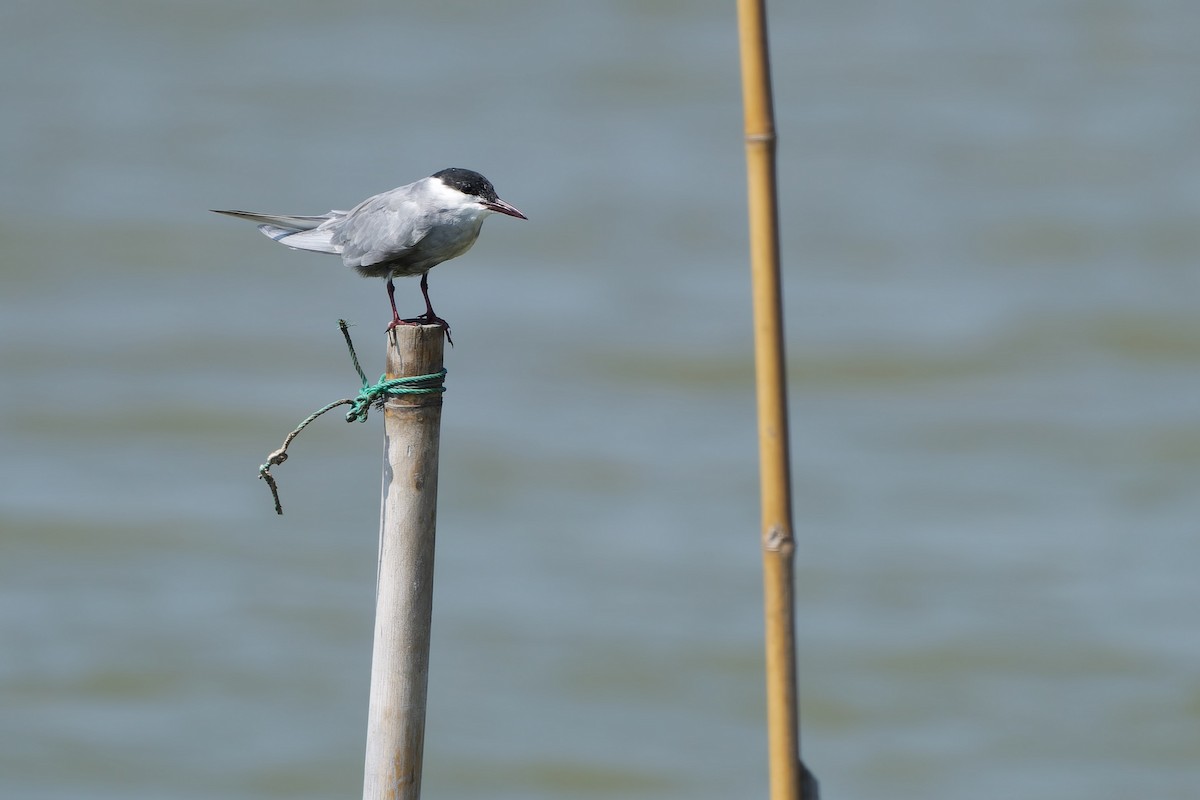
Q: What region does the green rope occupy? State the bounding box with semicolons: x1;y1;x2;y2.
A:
346;371;447;422
259;320;447;514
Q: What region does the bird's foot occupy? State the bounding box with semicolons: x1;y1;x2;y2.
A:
388;313;454;346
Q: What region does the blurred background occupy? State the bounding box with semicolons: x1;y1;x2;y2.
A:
2;1;1198;798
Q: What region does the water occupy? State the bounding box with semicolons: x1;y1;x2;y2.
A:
2;1;1198;798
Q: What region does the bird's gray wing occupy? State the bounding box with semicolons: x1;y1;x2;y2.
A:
211;209;343;255
332;191;432;270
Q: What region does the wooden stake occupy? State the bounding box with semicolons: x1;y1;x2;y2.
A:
362;324;445;800
736;1;819;797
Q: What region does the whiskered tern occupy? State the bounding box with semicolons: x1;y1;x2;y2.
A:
213;167;526;342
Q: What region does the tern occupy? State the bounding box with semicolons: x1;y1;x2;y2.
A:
213;167;526;342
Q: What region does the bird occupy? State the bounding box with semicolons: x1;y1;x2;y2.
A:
212;167;526;343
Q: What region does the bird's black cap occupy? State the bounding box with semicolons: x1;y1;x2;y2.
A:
432;168;498;202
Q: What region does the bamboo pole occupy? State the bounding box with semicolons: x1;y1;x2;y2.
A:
362;324;446;800
736;1;818;798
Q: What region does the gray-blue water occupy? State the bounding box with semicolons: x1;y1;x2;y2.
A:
2;2;1198;798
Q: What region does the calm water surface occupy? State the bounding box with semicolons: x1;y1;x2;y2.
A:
1;2;1198;799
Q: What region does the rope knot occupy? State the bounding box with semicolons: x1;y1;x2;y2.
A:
346;371;447;423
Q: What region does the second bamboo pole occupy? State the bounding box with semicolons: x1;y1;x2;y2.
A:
736;0;818;797
362;324;446;800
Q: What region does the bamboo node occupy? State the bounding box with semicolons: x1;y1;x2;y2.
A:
763;524;792;551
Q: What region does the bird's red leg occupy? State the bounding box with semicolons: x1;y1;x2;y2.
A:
408;272;453;345
385;276;405;331
420;273;437;318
